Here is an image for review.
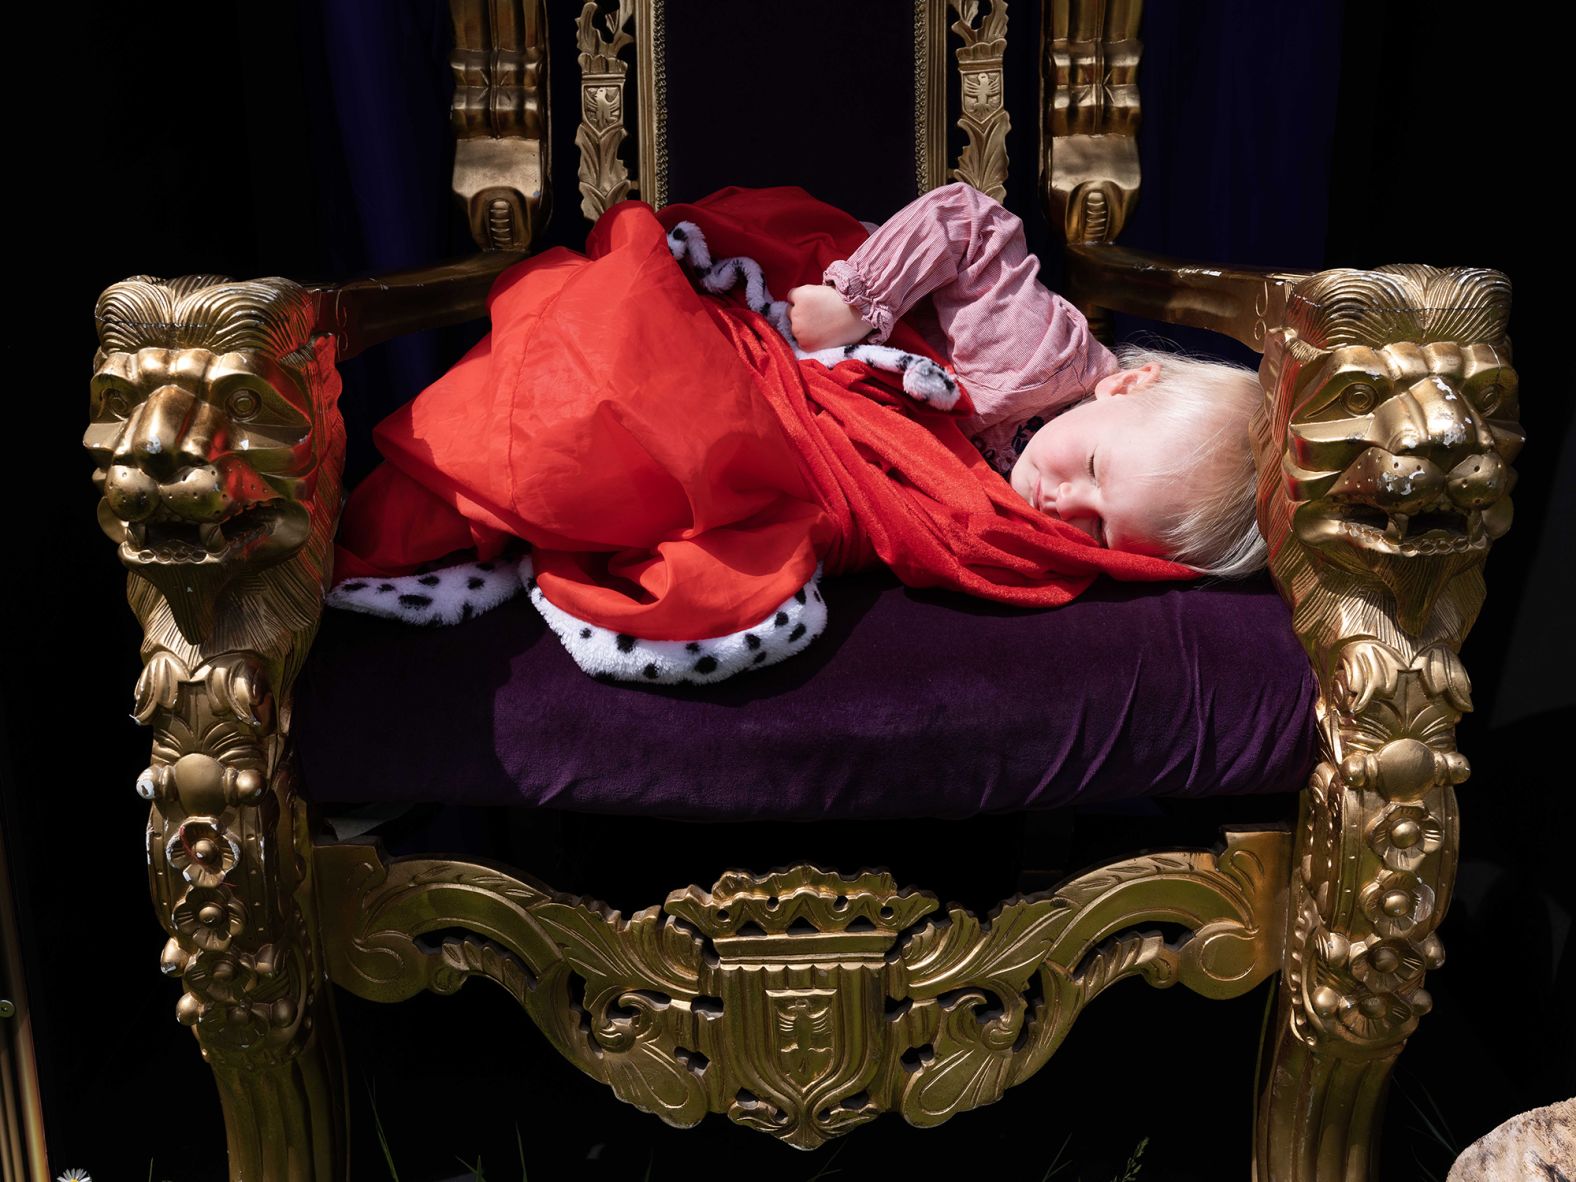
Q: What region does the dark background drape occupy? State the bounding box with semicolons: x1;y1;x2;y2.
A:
7;1;1568;1177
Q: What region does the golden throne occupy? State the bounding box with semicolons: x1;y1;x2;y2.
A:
82;1;1521;1177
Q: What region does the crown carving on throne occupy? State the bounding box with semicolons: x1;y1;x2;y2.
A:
666;866;939;951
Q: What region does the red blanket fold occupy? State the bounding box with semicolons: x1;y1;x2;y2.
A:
334;186;1194;640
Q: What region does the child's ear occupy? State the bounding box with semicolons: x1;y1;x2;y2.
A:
1132;361;1163;388
1094;362;1162;399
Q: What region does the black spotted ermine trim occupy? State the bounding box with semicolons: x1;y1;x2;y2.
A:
520;554;827;685
665;220;960;411
326;560;521;625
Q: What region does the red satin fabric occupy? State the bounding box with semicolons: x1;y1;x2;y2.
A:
334;186;1194;640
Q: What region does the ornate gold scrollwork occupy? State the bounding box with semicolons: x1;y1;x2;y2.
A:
1252;265;1518;1180
320;831;1287;1149
86;276;348;1180
575;0;636;220
949;0;1010;201
576;0;1005;221
450;0;551;251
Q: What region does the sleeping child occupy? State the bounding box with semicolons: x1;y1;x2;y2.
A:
329;182;1268;685
787;182;1265;579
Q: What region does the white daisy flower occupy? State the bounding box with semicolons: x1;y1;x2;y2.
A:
57;1170;92;1182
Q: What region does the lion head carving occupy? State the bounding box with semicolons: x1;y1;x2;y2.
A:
1254;265;1519;648
86;275;345;656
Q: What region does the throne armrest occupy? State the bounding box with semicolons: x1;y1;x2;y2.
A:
1064;241;1311;350
307;251;528;361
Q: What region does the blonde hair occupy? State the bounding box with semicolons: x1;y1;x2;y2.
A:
1113;342;1268;580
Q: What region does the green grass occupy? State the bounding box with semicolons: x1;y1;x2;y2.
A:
1040;1130;1074;1179
1393;1068;1460;1182
369;1080;402;1181
1109;1136;1148;1182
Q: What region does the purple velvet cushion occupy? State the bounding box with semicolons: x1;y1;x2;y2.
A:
295;570;1318;820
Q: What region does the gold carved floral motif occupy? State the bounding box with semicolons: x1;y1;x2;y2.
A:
319;834;1286;1149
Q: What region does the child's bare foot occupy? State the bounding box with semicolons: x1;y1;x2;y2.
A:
786;283;874;351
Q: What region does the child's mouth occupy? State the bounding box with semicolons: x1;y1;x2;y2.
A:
1033;475;1053;515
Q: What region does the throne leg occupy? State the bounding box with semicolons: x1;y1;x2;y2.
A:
88;272;352;1177
150;762;349;1181
208;1008;347;1180
1242;261;1514;1178
1254;664;1463;1180
1256;1027;1399;1180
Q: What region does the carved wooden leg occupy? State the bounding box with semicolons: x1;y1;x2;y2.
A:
1248;728;1456;1178
1248;263;1517;1178
144;681;349;1181
88;272;351;1177
1256;735;1458;1180
207;1002;347;1179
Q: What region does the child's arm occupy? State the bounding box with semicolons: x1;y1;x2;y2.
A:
788;184;981;350
820;181;1025;346
789;183;1116;426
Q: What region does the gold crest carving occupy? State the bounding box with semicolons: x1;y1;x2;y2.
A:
321;838;1285;1149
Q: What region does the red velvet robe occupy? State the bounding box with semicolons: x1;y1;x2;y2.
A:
333;186;1193;641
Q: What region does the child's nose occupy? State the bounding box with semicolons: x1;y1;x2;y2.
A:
1055;481;1091;512
1053;483;1099;533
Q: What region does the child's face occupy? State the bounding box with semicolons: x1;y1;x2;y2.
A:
1008;363;1175;557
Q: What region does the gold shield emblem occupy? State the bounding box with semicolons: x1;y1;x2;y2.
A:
768;987;837;1087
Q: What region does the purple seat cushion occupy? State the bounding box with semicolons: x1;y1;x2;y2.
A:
295;570;1318;820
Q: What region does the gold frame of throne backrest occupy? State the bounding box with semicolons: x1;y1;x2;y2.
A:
572;0;1013;219
76;0;1520;1178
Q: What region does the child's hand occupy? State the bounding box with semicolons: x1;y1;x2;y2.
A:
786;283;874;352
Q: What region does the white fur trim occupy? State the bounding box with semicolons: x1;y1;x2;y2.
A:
665;221;961;410
520;554;828;684
326;559;522;625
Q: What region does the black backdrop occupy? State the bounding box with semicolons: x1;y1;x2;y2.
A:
7;1;1571;1178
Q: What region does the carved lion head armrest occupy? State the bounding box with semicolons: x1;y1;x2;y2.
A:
86;275;344;672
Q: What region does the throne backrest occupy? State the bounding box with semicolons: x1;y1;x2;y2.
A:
448;0;1138;258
